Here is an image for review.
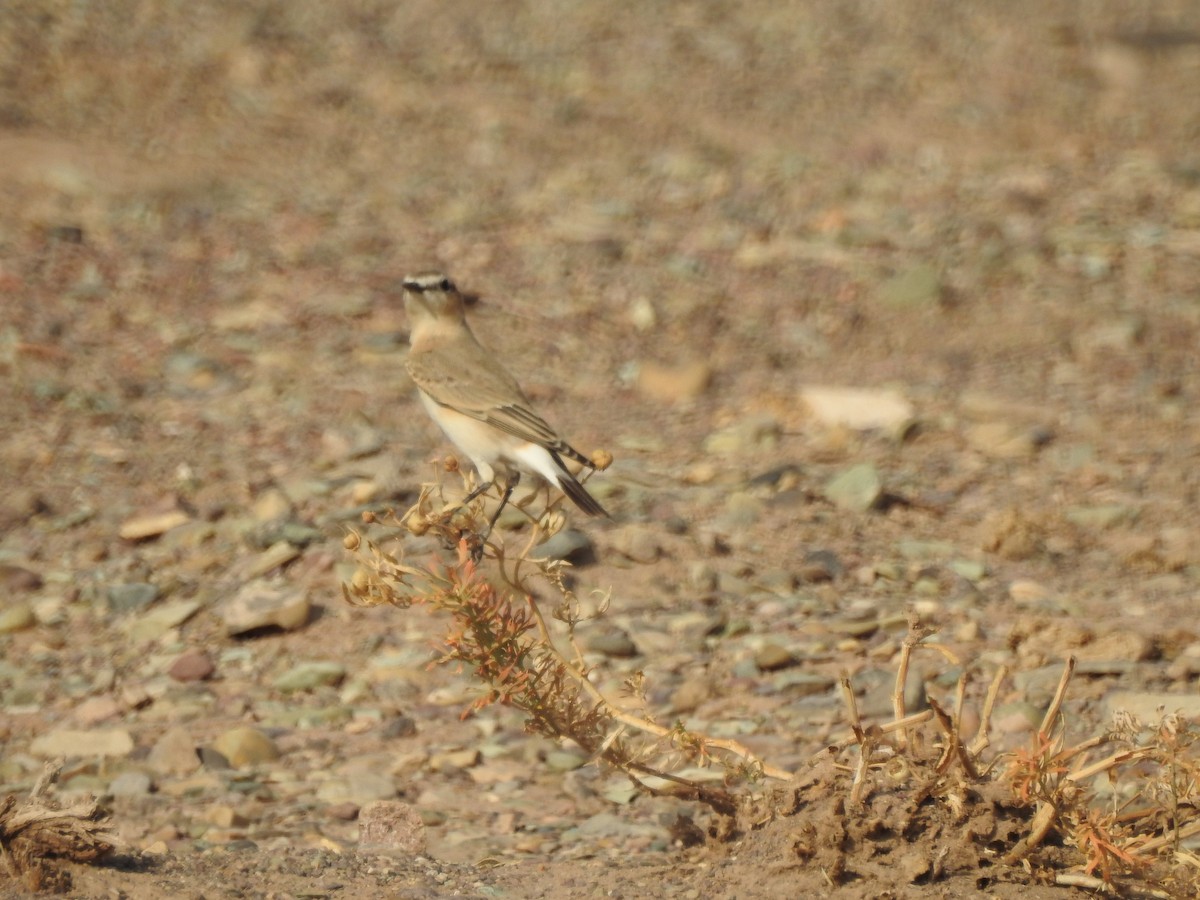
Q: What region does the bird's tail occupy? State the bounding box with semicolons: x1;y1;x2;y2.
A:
557;470;609;517
549;453;609;518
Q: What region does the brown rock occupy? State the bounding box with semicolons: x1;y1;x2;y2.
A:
169;649;216;682
0;564;43;592
979;508;1044;561
73;695;122;726
211;726;280;768
755;643;797;672
635;360;712;403
147;726;201;776
119;509;191;541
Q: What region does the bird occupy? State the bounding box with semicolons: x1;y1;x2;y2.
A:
402;271;609;542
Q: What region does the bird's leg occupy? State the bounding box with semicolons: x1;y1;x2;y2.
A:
460;478;494;508
433;477;494;555
479;471;519;545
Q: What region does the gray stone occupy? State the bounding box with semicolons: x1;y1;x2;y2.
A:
1013;665;1068;707
220;581;311;635
798;549;843;583
994;702;1042;735
716;491;763;529
535;528;595;564
610;525;661;564
824;463;883;512
703;415;781;456
773;671;837;697
126;599;203;644
582;627;639;658
109;770;153;797
544;749;588;772
273;661;347;693
316;773;397;805
106;582;160;613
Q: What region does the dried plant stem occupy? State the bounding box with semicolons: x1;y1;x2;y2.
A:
1003;800;1058;865
1065;744;1152;783
928;696;978;779
968;664;1007;757
892;627;916;751
1039;655;1076;736
1132;819;1200;855
1053;872;1171;898
840;675;863;740
524;583;791;781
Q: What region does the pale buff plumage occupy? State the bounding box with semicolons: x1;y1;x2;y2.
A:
402;272;608;523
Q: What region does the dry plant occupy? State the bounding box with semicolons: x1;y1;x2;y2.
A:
343;464;1200;893
798;625;1200;895
344;458;789;815
0;760;117;893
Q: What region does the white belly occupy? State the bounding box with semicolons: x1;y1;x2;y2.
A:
419;392;562;488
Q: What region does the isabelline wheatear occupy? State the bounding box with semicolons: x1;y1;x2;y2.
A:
402;272;609;539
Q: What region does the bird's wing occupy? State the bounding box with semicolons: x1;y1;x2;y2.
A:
406;343;563;448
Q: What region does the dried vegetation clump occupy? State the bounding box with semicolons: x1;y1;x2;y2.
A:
0;762;117;893
345;465;1200;896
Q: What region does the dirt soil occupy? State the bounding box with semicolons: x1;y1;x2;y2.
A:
3;1;1200;898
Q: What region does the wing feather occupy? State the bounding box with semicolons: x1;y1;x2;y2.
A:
407;343;561;447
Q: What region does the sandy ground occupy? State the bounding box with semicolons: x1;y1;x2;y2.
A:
3;2;1200;897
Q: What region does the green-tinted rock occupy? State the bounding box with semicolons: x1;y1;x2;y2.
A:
107;582;160;612
273;661;347;693
879;263;941;307
824;463;883;512
1065;504;1137;530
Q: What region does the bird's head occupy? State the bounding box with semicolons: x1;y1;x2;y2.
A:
401;271;465;323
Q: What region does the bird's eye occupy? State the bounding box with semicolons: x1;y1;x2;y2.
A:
439;278;453;291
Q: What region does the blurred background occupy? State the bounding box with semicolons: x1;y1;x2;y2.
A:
2;1;1200;884
4;0;1200;540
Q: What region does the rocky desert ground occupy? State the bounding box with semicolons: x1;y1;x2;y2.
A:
3;2;1200;897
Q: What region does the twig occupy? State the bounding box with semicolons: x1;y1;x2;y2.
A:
1130;819;1200;855
1003;800;1057;865
840;675;863;742
1053;872;1171;898
968;664;1007;757
521;571;792;781
1066;745;1153;783
1039;656;1076;737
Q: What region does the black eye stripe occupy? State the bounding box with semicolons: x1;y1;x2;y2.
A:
403;277;454;293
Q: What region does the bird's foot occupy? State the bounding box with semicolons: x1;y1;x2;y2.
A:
463;531;486;563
